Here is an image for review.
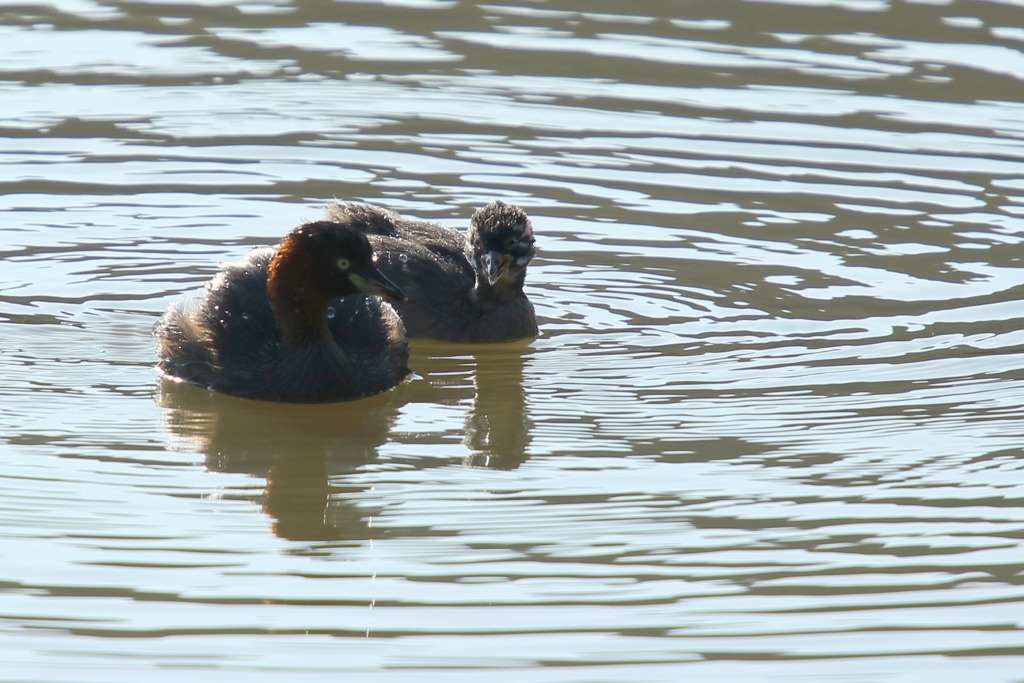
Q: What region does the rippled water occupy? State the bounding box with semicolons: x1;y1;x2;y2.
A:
4;1;1024;680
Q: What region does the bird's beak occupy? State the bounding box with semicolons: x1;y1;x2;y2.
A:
350;266;407;302
483;250;512;286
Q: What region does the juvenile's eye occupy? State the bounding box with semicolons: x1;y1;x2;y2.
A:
337;258;350;270
507;237;518;249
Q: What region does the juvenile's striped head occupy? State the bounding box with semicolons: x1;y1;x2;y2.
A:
467;201;537;287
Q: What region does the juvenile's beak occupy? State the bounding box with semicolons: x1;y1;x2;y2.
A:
483;250;512;286
350;266;407;302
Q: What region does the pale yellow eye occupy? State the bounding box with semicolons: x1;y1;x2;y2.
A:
337;258;350;270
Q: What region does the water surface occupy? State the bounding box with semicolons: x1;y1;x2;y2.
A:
3;1;1024;681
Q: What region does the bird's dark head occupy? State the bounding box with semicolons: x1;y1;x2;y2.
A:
271;221;406;304
467;201;537;287
268;221;406;343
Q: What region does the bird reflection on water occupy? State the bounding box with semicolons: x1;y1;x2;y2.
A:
158;380;394;542
460;342;533;471
157;341;534;541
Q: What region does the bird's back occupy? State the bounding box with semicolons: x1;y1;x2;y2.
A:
326;202;467;261
155;247;278;392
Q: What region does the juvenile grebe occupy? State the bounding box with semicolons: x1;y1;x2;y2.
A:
325;201;537;343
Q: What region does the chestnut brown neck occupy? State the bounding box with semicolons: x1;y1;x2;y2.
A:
267;238;333;347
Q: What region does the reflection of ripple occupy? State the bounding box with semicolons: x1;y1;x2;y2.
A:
212;24;459;62
0;26;284;77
